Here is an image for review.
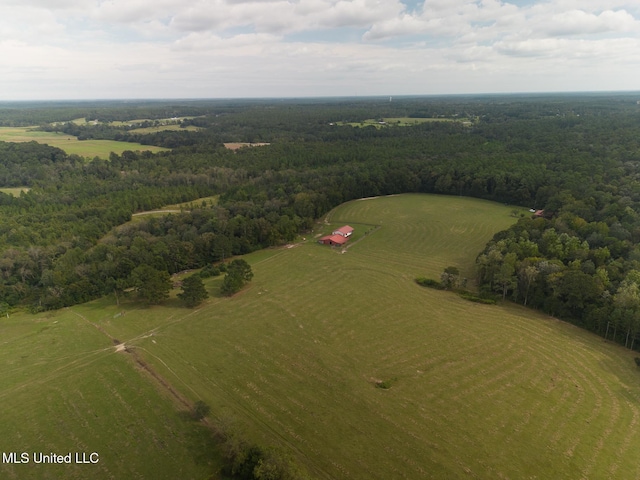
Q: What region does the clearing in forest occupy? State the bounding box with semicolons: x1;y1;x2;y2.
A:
0;187;30;196
336;117;470;128
223;142;270;150
0;127;168;158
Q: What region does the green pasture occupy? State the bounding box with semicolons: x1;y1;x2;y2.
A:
0;308;220;480
0;187;30;197
0;127;168;158
328;194;522;283
109;117;199;127
69;116;199;128
123;196;219;226
48;193;640;479
129;125;201;134
167;195;219;210
337;117;467;128
4;194;640;479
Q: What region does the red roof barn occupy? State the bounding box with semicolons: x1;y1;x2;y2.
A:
319;234;349;246
332;225;354;237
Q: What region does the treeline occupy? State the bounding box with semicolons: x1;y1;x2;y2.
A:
0;100;225;127
476;211;640;349
0;141;70;186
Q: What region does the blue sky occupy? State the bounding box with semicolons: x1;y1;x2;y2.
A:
0;0;639;99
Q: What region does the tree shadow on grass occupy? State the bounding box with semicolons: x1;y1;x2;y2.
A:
183;422;227;475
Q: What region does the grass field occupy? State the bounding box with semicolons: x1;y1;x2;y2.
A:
0;308;220;479
223;142;271;150
0;187;30;197
69;116;200;128
337;117;470;128
4;193;640;479
129;125;201;134
0;127;168;158
124;196;219;224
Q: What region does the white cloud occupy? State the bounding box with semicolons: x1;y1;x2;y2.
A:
167;0;406;35
494;36;640;62
544;9;638;36
173;31;282;52
0;6;66;42
0;0;639;99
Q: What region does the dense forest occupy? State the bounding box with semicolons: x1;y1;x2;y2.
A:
1;94;640;349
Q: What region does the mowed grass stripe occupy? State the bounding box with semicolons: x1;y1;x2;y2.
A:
335;194;521;281
139;238;637;475
446;301;623;473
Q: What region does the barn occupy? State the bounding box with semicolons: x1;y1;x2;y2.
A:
332;225;354;237
318;234;349;246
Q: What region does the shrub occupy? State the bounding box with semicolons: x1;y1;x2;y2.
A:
375;379;395;389
191;400;211;421
199;264;221;278
440;266;460;290
458;292;497;305
415;277;444;290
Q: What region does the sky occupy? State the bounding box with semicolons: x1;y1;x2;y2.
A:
0;0;639;99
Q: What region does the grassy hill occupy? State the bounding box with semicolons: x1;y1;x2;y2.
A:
3;194;640;479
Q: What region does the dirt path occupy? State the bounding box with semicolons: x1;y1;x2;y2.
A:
68;308;118;344
345;225;381;250
68;307;197;410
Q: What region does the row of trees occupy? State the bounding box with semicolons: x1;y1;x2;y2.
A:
130;259;252;308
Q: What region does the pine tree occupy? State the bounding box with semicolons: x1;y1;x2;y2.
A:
178;275;209;307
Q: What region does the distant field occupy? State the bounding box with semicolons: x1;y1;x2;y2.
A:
0;187;30;196
70;116;200;127
125;195;219;223
129;125;201;134
0;127;168;158
337;117;469;128
166;195;219;210
5;194;640;479
224;142;270;150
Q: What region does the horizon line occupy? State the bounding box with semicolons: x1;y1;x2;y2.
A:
1;89;640;104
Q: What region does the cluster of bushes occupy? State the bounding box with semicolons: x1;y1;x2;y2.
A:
189;400;308;479
416;267;465;291
415;267;497;305
414;277;445;290
457;292;497;305
221;443;304;480
198;263;224;278
208;419;308;480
